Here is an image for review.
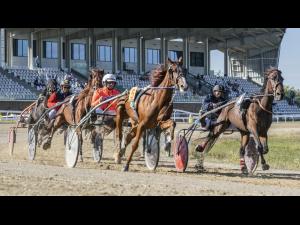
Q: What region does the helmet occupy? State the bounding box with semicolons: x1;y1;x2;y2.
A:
102;74;117;86
213;85;224;92
61;79;71;88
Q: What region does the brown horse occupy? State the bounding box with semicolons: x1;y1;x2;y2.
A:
198;67;284;173
115;57;188;171
42;68;104;152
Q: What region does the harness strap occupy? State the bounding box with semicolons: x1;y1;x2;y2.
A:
255;99;273;114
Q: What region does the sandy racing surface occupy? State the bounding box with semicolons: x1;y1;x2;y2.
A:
1;123;300;196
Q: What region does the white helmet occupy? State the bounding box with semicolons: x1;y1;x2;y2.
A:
102;73;117;86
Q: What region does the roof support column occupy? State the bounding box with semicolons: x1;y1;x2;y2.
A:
86;31;92;70
137;36;141;74
58;29;63;70
160;35;168;65
204;37;210;75
224;40;229;76
141;38;145;73
0;29;4;67
183;36;190;72
65;36;71;72
28;32;33;69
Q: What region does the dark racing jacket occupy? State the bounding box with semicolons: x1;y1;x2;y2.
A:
201;94;227;116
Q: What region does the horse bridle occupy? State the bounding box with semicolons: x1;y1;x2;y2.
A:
168;64;184;88
268;70;283;97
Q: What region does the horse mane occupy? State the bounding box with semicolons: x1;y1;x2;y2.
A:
77;85;92;103
76;68;104;104
149;64;167;87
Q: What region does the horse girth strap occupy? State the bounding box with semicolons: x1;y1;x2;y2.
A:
255;99;273;114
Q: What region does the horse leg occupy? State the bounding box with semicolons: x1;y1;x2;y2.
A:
42;117;63;150
259;134;269;154
119;125;138;159
195;112;230;171
159;119;176;156
247;127;269;170
77;129;83;162
123;122;145;172
240;132;250;174
114;107;127;164
195;111;230;153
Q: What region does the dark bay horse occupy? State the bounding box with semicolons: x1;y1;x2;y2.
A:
199;68;284;173
27;79;57;146
42;68;104;151
115;57;188;171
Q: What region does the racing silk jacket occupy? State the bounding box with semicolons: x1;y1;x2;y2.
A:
91;87;120;111
57;91;73;101
202;94;227;114
47;92;60;108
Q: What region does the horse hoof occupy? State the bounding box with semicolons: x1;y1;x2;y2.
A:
122;165;129;172
263;149;269;154
241;167;248;175
42;142;51;150
195;163;204;172
262;164;270;171
113;153;121;164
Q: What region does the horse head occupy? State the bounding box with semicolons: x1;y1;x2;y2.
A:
167;57;188;92
47;79;57;94
264;67;284;101
89;68;104;90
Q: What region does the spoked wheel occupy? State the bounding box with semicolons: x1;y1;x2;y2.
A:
65;127;80;168
28;126;37;160
173;133;189;172
144;128;160;171
8;127;16;156
92;133;103;163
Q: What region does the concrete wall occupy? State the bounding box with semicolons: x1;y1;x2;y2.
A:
7;31;205;75
0;100;34;111
174;102;201;113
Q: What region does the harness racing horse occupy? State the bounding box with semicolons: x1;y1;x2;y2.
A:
115;57;188;171
198;67;284;174
42;68;104;154
26;80;57;147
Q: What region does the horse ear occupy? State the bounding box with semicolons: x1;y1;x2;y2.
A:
167;57;173;65
178;56;183;65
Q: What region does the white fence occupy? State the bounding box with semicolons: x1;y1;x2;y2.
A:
1;109;300;124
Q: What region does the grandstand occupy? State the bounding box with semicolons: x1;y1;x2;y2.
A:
0;28;299;117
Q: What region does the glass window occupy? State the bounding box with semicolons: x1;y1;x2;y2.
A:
16;39;28;57
190;52;204;67
147;49;160;64
17;40;22;56
124;47;136;63
72;43;85;60
52;42;58;58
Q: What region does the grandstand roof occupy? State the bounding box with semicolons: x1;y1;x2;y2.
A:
6;28;286;55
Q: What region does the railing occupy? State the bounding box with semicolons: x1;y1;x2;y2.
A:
172;109;300;123
1;109;300;124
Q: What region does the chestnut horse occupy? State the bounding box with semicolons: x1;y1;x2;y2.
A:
115;57;188;171
42;68;104;152
198;68;284;173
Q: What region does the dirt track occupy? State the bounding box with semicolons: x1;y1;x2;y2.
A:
1;123;300;196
